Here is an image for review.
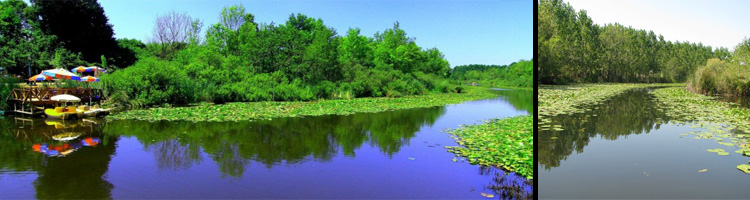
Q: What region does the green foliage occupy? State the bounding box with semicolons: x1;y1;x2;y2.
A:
0;77;20;110
688;59;750;97
32;0;136;68
446;115;533;179
451;60;533;88
102;8;457;106
538;0;719;84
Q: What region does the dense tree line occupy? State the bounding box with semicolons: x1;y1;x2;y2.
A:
103;5;456;106
538;0;729;84
450;60;532;87
0;0;135;76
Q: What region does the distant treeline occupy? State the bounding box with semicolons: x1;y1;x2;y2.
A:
103;5;459;106
451;60;532;87
538;0;729;84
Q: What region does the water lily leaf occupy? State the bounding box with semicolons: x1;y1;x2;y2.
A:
698;169;708;173
707;149;725;153
737;164;750;173
718;142;735;147
718;152;730;156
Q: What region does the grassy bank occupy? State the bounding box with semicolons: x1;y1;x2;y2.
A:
107;86;497;122
446;115;533;179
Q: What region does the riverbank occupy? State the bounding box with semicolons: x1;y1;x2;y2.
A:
446;115;532;179
107;86;499;122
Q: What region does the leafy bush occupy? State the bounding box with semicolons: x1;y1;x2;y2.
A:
1;77;20;110
688;58;750;96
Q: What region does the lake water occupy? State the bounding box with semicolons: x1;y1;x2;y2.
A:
0;89;532;199
538;88;750;199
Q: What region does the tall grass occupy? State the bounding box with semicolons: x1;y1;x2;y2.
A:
688;58;750;96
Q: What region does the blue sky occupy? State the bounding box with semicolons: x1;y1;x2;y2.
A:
95;0;532;67
565;0;750;51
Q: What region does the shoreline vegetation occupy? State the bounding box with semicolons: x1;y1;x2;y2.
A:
447;115;533;179
107;86;499;122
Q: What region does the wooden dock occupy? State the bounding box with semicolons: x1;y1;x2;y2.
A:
8;87;104;115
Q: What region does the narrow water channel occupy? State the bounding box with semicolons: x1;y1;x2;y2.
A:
0;89;532;199
539;88;750;199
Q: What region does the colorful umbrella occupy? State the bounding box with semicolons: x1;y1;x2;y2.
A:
42;68;81;81
87;66;106;73
72;66;89;73
29;74;52;82
79;76;100;82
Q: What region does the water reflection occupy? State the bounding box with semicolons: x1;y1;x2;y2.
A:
0;89;533;198
493;89;533;114
538;88;671;169
481;166;534;199
104;106;446;177
0;117;116;199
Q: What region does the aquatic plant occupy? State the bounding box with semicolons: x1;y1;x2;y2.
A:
538;83;679;130
446;115;532;179
107;87;497;122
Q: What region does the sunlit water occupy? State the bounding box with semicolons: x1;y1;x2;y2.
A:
0;89;531;199
538;88;750;199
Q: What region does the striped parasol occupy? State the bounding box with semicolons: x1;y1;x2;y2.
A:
42;68;81;81
72;66;89;73
29;74;53;82
79;76;100;82
87;66;106;73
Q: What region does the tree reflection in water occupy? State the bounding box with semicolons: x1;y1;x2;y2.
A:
538;88;671;170
480;166;533;200
104;106;446;177
0;117;116;199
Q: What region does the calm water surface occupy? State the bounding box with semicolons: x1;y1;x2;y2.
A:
0;89;531;199
539;88;750;199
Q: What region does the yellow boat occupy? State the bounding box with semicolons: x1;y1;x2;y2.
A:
45;108;71;120
45;107;82;120
52;132;81;141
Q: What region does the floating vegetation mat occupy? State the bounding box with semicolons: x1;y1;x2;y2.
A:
446;115;533;179
108;87;498;122
538;83;679;130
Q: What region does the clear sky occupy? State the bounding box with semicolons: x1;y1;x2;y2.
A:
95;0;532;67
565;0;750;51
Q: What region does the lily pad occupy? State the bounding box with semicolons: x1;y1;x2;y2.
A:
718;142;735;147
718;152;730;156
737;164;750;173
698;169;708;173
707;148;725;153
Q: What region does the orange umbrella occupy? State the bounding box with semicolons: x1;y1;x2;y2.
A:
79;76;100;82
29;74;53;82
72;66;89;73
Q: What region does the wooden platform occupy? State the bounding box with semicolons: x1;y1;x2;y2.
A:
8;87;105;115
